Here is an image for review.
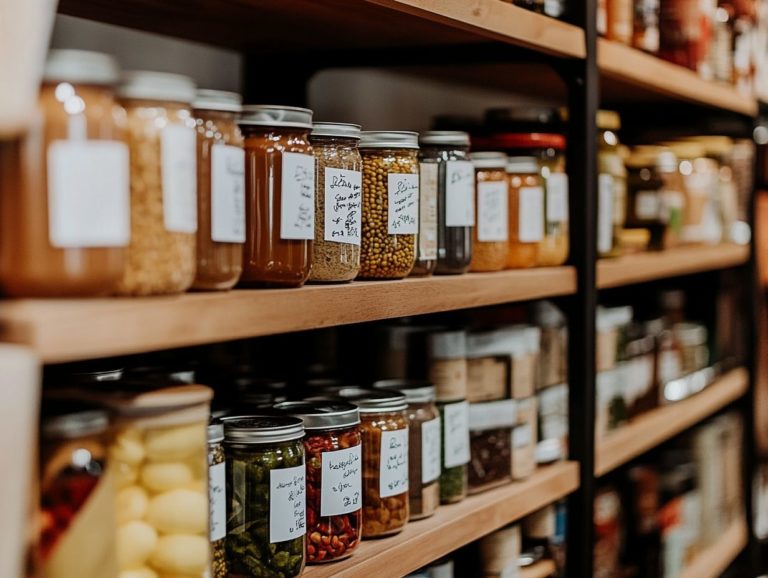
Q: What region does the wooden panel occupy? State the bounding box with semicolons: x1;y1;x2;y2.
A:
678;518;747;578
0;267;576;363
303;462;579;578
595;368;748;476
521;559;557;578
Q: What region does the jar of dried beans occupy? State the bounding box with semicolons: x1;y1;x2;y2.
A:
469;152;509;272
207;421;227;578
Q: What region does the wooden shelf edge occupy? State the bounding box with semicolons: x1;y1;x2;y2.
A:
595;367;748;476
521;559;557;578
678;518;747;578
304;462;579;578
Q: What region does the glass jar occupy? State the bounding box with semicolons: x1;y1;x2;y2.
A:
0;49;129;297
428;329;468;402
438;399;470;504
633;0;660;53
659;0;704;71
607;0;633;43
208;421;227;578
468;399;517;494
419;131;474;275
411;154;438;277
238;105;314;287
374;379;441;521
358;132;419;279
192;89;244;290
274;401;362;563
506;157;543;268
673;322;709;375
469;152;509;272
625;148;667;250
223;416;306;578
597;111;627;258
309;122;363;283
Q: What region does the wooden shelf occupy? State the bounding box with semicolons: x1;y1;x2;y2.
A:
304;462;579;578
521;559;557;578
678;518;747;578
595;367;748;476
599;39;757;115
596;244;749;289
0;267;575;363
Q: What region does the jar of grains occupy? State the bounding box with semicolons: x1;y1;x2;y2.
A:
358;131;419;279
191;89;244;290
469;152;509;272
238;105;315;287
274;401;363;563
506;156;543;268
116;71;198;295
309;122;363;283
207;421;227;578
223;416;306;578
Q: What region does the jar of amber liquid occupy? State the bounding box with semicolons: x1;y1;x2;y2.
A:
238;106;315;288
469;152;509;272
506;157;543;268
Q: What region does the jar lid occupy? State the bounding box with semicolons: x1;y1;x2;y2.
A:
428;329;467;359
470;151;507;169
273;400;360;430
359;131;419;149
42;409;109;439
208;420;224;444
126;366;196;385
43;49;120;85
74;383;213;416
485;107;562;127
311;122;362;139
478;132;566;151
506;156;540;174
373;379;436;403
66;367;124;384
418;131;470;146
223;415;304;444
118;71;196;103
239;105;313;129
193;89;242;113
597;110;621;130
321;386;408;413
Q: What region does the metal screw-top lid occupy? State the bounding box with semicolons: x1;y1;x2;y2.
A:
311;122;362;139
419;131;471;146
42;410;109;439
44;49;120;85
506;156;540;174
193;89;242;113
470;151;508;169
118;71;196;103
314;386;408;413
359;131;419;149
274;400;360;430
239;105;313;128
373;379;436;403
208;420;224;444
223;415;304;444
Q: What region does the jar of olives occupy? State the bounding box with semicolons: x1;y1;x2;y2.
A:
223;416;307;578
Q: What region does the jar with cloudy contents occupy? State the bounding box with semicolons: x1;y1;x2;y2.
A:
469;152;509;272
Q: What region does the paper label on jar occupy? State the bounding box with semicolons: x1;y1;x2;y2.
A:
598;173;615;254
324;168;362;245
518;186;544;242
445;160;475;227
47;140;130;248
211;144;245;243
421;416;442;484
477;181;509;242
208;461;226;541
320;444;362;517
513;423;533;449
162;124;198;233
443;401;471;468
388;173;419;234
419;163;439;259
269;465;306;543
280;152;315;240
546;172;569;223
635;190;660;220
379;428;409;497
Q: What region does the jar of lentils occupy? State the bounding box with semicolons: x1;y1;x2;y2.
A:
358;131;419;279
309;122;363;283
469;152;509;272
275;400;362;563
207;420;227;578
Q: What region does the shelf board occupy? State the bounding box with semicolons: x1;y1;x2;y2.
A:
596;244;749;289
595;367;748;476
599;39;757;115
303;462;579;578
678;518;747;578
521;559;557;578
0;267;575;363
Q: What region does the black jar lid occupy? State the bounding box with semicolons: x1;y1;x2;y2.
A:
313;386;407;413
274;400;360;430
373;379;436;403
42;409;109;439
223;415;304;444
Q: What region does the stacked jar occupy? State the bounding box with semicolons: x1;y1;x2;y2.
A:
506;157;544;269
469;152;509;272
597;110;627;258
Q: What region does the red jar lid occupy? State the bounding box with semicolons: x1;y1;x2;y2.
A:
473;132;566;151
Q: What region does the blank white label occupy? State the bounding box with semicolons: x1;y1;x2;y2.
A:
324;168;362;245
421;417;441;484
380;428;409;497
281;152;315;240
518;186;544;242
211;144;245;243
477;181;509;242
47;140;130;248
513;424;533;448
546;173;569;223
419;163;438;259
635;191;660;220
208;462;226;541
320;445;362;517
162;124;198;233
388;173;419;234
598;173;614;254
445;160;475;227
443;401;470;468
269;465;306;543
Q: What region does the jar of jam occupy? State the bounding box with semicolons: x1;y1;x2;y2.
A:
192;89;244;291
0;49;129;297
274;401;362;563
597;111;627;258
469;152;509;272
238;105;315;287
506;157;543;269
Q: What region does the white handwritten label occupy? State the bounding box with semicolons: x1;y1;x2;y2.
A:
388;173;419;234
546;172;569;223
443;401;470;468
324;168;362;245
445;160;475;227
380;428;409;497
281;152;315;240
518;186;544;242
211;144;245;243
269;465;306;543
208;462;226;541
635;190;660;220
419;163;438;259
477;180;509;242
421;417;441;484
598;173;614;254
162;124;198;233
321;445;362;516
47;140;130;248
